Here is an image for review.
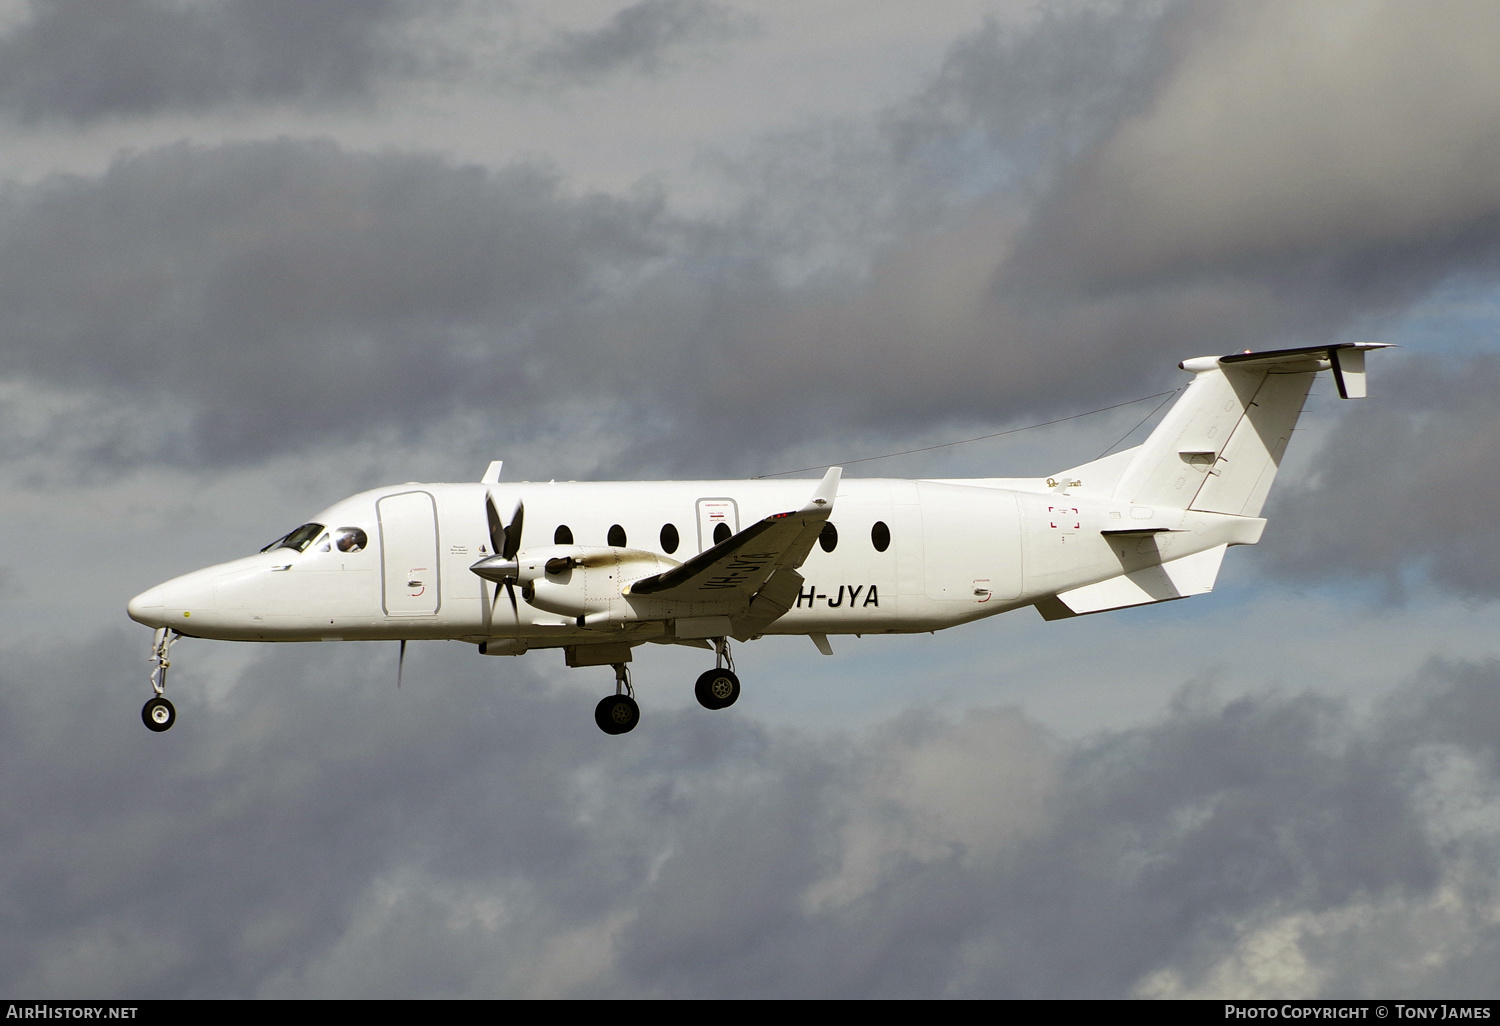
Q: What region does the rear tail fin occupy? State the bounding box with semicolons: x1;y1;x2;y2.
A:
1035;343;1389;621
1088;343;1390;517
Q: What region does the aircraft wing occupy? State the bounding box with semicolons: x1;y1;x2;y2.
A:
624;467;841;607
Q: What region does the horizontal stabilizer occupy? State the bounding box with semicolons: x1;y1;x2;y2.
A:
1217;341;1390;399
1216;341;1392;370
1037;544;1228;620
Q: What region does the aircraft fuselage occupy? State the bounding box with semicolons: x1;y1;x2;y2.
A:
127;476;1257;649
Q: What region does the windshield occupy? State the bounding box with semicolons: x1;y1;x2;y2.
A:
260;523;325;554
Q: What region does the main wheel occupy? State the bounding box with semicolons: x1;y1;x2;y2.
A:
142;696;176;732
594;694;640;735
694;668;740;710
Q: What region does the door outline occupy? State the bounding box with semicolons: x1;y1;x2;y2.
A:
378;490;441;617
695;498;740;552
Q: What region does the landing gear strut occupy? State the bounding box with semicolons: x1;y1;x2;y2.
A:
591;638;742;733
595;662;640;735
142;627;180;732
694;637;740;711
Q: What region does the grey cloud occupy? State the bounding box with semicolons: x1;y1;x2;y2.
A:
1002;1;1500;297
682;1;1493;467
0;1;757;125
802;1;1500;456
10;3;1500;484
6;632;1498;996
0;138;671;466
0;0;420;124
598;2;1487;465
528;1;751;86
1263;353;1500;600
0;132;1177;480
886;3;1171;188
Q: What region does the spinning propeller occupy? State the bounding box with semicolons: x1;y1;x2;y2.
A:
475;492;525;624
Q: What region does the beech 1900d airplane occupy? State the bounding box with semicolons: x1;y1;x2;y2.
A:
127;343;1387;735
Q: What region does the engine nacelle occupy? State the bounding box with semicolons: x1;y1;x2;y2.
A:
508;545;678;622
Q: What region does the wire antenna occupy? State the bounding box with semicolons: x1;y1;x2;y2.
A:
756;389;1178;478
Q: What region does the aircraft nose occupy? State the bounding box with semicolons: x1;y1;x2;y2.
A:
127;585;168;628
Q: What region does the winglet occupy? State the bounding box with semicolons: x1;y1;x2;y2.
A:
802;466;842;514
481;461;503;484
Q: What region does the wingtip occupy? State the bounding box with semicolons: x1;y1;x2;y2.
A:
805;466;841;511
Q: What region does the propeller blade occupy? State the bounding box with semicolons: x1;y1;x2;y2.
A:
503;501;524;560
485;494;506;556
397;639;406;689
478;494;525;622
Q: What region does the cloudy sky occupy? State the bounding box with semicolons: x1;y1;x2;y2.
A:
3;0;1500;998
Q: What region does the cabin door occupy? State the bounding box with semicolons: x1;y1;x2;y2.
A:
378;490;441;616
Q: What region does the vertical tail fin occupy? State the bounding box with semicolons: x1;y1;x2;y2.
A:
1035;343;1389;621
1105;343;1390;516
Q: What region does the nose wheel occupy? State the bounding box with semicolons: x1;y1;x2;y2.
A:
141;628;182;732
142;696;176;732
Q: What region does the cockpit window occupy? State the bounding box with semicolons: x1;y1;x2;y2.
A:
333;527;368;553
260;523;325;554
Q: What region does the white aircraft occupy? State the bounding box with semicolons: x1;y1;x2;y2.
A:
128;343;1386;735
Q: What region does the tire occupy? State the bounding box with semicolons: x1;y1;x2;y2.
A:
142;696;176;732
594;694;640;735
694;669;740;710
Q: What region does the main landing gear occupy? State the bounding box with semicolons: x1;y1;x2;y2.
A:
593;637;741;735
141;627;181;732
694;637;740;711
595;662;640;735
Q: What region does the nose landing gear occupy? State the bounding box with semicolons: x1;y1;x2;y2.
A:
141;628;181;733
142;696;176;731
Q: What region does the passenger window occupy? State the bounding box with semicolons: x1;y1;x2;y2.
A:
713;522;731;545
871;521;891;552
660;523;679;553
608;524;627;547
819;522;838;553
554;525;573;545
